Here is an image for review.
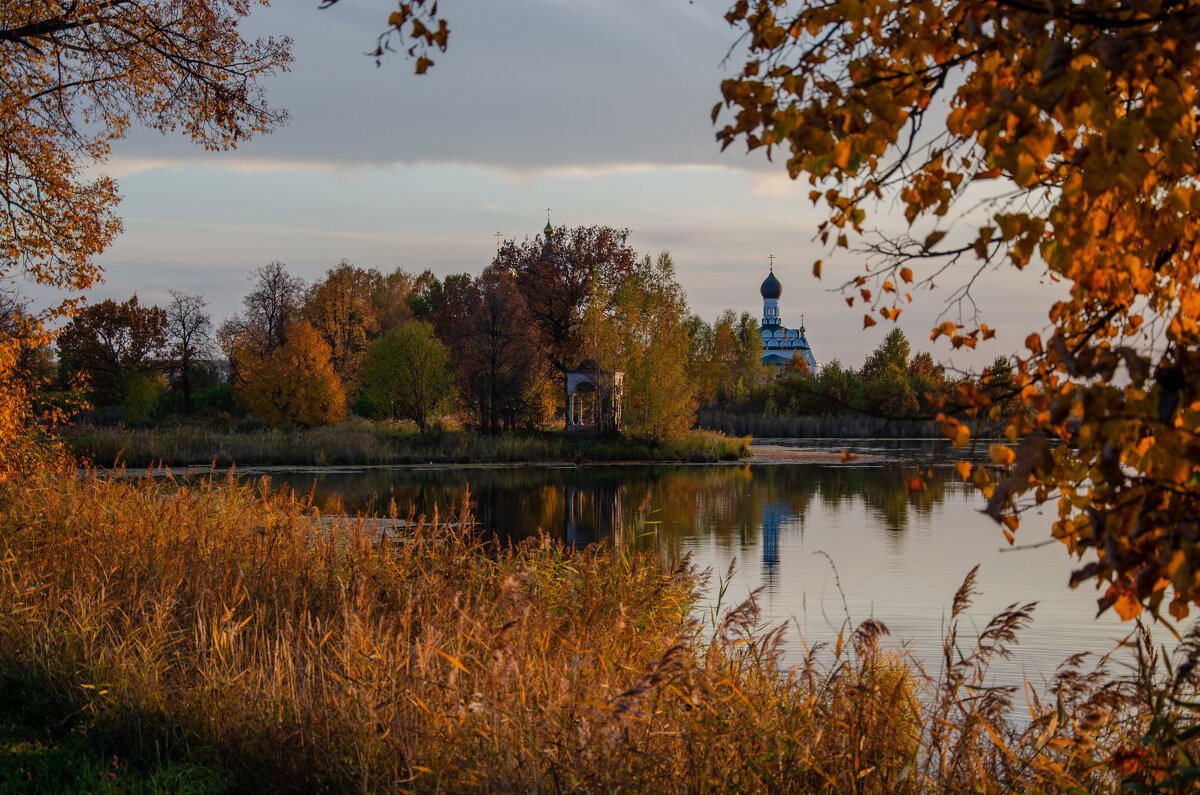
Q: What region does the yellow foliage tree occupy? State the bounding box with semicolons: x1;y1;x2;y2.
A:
303;261;378;386
1;2;291;471
613;253;698;442
718;1;1200;619
233;321;347;428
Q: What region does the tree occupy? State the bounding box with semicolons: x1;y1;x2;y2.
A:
612;253;698;441
369;267;434;333
240;261;305;352
0;294;54;394
220;262;306;391
164;290;213;416
0;2;290;328
303;261;377;385
0;1;289;472
360;321;453;431
861;329;919;418
233;321;346;428
501;225;639;373
861;329;911;384
56;296;167;409
718;0;1200;619
321;0;449;73
463;269;542;433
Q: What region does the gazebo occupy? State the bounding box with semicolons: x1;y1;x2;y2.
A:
564;360;623;434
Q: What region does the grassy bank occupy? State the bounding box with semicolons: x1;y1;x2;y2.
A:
1;469;1197;792
61;422;751;468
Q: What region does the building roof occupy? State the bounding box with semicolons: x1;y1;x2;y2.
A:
760;268;782;299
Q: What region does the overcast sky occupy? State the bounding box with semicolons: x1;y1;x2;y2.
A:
75;0;1052;371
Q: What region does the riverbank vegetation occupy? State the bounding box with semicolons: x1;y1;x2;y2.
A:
0;468;1196;793
61;422;750;468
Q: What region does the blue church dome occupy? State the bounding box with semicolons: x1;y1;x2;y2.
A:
760;269;782;299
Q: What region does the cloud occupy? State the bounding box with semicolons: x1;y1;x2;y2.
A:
110;0;763;176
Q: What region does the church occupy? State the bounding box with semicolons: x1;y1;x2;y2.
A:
759;262;818;370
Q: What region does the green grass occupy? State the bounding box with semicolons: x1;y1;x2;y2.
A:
60;421;751;468
0;668;228;793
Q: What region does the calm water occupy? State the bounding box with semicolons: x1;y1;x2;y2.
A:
244;440;1133;684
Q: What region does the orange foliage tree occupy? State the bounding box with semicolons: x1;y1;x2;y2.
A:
718;0;1200;620
1;2;291;471
231;321;346;428
303;261;378;386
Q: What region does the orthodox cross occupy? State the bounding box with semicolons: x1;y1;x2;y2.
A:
768;253;775;270
495;231;503;254
546;207;552;225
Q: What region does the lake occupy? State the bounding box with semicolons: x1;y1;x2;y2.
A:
240;438;1134;685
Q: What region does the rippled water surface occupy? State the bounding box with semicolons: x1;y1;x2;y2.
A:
247;440;1132;684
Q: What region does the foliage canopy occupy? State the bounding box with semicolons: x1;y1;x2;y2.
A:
719;0;1200;620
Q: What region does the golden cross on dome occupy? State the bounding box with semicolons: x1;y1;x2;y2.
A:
495;231;503;253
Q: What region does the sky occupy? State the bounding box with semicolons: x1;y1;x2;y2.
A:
75;0;1056;372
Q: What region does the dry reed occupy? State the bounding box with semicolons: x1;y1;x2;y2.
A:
0;471;1197;792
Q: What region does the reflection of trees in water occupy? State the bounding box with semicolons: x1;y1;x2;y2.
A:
258;464;958;554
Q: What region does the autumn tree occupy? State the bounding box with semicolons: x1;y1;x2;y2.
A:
360;321;453;431
611;253;698;441
56;296;168;412
164;290;213;416
694;309;765;406
0;1;290;471
370;266;434;333
416;273;475;347
719;0;1200;618
303;260;377;385
462;269;543;433
240;261;305;352
500;225;639;373
1;2;289;324
220;262;305;388
233;321;346;428
0;294;54;394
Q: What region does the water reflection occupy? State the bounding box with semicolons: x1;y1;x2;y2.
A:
261;462;959;574
255;459;1129;681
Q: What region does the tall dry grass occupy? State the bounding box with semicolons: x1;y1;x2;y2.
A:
0;470;1197;792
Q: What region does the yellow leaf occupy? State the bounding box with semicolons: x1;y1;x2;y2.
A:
956;460;973;480
812;259;823;278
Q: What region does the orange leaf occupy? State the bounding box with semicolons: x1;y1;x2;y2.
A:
989;445;1015;466
956;460;973;480
832;139;852;169
863;314;877;328
1114;591;1144;621
899;266;913;283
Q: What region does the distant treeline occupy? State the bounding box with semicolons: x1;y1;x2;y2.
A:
693;323;1019;437
9;223;1018;442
